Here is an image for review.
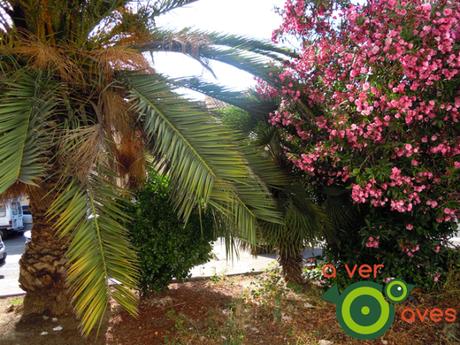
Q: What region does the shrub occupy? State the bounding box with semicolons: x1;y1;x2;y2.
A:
322;206;456;290
126;170;215;294
257;0;460;288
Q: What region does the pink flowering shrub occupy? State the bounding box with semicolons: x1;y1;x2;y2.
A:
259;0;460;288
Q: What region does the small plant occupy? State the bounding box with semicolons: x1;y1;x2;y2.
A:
166;309;188;334
209;272;226;284
8;297;23;306
249;265;288;322
302;259;331;287
126;170;216;294
220;301;246;345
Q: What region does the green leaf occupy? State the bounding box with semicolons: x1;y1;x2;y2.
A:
170;77;277;118
48;175;139;336
125;73;282;242
0;72;56;193
150;0;199;16
139;29;285;83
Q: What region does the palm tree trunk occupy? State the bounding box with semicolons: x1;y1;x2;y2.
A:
278;249;305;286
18;182;72;316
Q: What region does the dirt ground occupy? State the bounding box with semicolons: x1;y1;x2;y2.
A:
0;273;459;345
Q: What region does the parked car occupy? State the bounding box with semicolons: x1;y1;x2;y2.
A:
22;205;33;229
0;199;24;238
0;235;6;264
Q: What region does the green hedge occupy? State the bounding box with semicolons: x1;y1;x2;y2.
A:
126;171;215;294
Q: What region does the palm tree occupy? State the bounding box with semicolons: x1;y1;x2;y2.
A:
0;0;292;334
205;100;330;285
241;122;330;286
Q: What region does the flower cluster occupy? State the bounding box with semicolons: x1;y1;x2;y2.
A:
260;0;460;287
259;0;459;223
401;243;420;258
365;236;380;248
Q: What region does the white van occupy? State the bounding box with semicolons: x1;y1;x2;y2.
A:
0;199;24;237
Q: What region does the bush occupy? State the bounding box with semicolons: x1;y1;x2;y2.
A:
323;202;456;290
257;0;460;289
126;170;216;294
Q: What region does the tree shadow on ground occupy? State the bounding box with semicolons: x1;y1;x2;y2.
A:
0;298;106;345
107;280;235;345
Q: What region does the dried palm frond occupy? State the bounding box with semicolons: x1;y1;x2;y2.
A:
13;36;82;82
101;89;133;135
94;45;151;74
58;124;105;182
115;132;146;188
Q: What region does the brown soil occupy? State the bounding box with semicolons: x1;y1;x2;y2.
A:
0;274;458;345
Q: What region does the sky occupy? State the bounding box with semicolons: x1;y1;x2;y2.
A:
153;0;285;93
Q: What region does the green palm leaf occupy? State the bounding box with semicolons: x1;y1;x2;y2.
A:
125;73;282;241
150;0;199;16
0;72;56;193
142;28;295;61
240;144;288;190
48;175;139;336
191;30;297;60
170;77;278;117
140;30;283;83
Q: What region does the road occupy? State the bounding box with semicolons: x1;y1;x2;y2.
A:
0;233;26;296
0;233;322;297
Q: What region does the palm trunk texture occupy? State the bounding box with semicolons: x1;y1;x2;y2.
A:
278;249;305;286
18;182;72;316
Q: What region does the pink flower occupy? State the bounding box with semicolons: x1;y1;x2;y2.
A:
365;236;380;248
261;0;460;226
406;224;414;231
426;200;438;208
421;3;431;12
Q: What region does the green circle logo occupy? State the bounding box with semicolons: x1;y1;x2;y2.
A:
322;276;414;340
336;281;394;340
385;279;409;303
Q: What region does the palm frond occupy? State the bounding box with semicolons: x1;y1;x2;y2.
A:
124;72;282;241
150;0;199;16
138;30;282;83
240;144;288;190
57;124;105;181
261;198;327;256
142;28;295;61
200;46;281;85
0;72;56;194
209;177;281;244
170;77;277;117
48;175;138;336
195;30;297;60
235;123;330;255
